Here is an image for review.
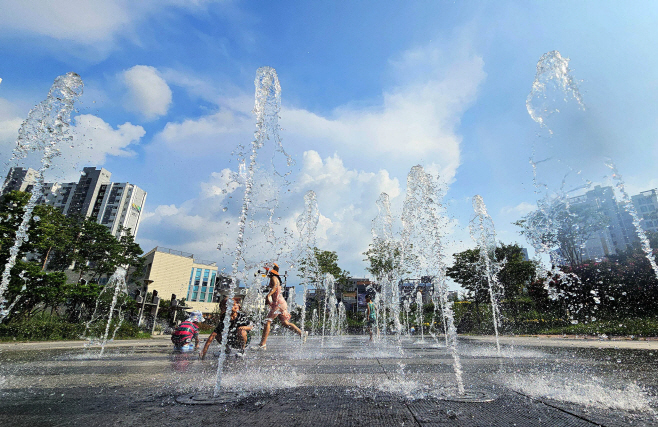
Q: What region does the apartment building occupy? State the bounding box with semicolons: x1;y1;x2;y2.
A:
2;166;146;239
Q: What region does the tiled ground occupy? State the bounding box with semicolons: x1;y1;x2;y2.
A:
0;334;656;426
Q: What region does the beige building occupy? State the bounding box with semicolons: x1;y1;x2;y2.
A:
141;247;219;314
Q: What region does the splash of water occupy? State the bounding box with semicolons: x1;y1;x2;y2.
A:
526;50;584;131
321;273;335;346
370;192;402;336
337;301;346;335
606;161;658;279
215;67;289;396
469;195;503;356
403;298;410;335
415;290;424;342
401;165;464;394
296;190;320;334
98;267;128;356
0;72;83;320
329;293;337;336
311;308;318;335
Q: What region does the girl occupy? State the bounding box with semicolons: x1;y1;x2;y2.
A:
258;263;307;349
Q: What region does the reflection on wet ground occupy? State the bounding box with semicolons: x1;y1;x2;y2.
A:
0;335;656;426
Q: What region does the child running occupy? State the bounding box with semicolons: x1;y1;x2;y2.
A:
258;263;307;350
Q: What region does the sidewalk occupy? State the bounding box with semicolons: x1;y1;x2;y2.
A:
0;335;656;426
462;334;658;350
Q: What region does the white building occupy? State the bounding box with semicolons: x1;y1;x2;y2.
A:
632;189;658;234
2;166;146;239
96;183;147;238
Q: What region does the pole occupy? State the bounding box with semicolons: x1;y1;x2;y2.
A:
150;294;160;335
138;279;154;327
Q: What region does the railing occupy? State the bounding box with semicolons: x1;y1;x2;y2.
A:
155;246;194;258
193;258;217;267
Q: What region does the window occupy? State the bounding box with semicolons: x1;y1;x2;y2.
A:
209;272;216;302
194;269;201;286
186;284;192;301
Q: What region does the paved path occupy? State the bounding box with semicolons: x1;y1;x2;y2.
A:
0;335;656;426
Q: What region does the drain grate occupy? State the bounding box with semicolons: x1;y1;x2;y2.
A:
176;391;243;405
439;389;496;403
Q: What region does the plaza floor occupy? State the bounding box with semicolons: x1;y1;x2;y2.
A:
0;334;656;426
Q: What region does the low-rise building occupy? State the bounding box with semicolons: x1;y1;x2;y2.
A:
139;246;219;314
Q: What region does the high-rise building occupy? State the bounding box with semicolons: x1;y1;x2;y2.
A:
2;167;38;193
631;189;658;234
66;167;112;218
96;183;147;238
568;185;657;262
1;166;146;239
569;185;634;260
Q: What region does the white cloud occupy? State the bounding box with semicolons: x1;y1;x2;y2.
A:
0;97;30;168
0;1;221;51
284;45;484;182
138;150;402;277
154;107;252;156
0;1;131;45
122;66;173;121
501;202;536;217
150;41;485;185
46;114;145;181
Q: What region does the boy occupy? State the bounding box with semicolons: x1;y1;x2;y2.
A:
171;310;204;352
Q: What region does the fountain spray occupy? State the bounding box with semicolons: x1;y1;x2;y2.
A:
296;190;320;335
469;195;503;356
402;165;464;394
98;267;128;357
370;192;403;338
0;72;83;321
214;67;288;396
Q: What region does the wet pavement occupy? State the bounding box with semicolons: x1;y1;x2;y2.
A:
0;334;656;426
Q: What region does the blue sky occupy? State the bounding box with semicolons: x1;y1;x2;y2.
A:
1;1;658;290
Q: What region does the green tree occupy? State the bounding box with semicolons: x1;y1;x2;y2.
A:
495;243;537;322
298;247;350;292
446;249;488;326
0;191;32;263
4;260;68;319
363;240;404;283
62;280;103;322
30;204;75;270
447;244;538;326
72;220;144;282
